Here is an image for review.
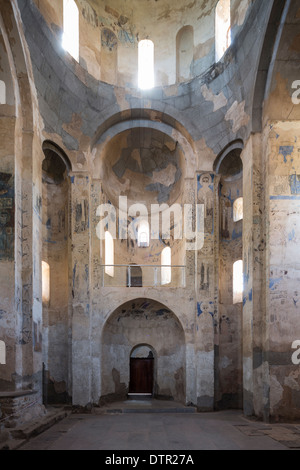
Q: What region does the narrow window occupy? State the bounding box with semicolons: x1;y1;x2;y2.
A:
0;340;6;365
138;220;150;247
215;0;231;62
138;39;154;90
62;0;79;62
42;261;50;304
233;260;243;304
233;197;243;222
105;231;114;277
161;247;171;285
0;80;6;105
176;26;194;82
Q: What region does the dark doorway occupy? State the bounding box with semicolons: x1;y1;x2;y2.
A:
127;265;143;287
129;358;154;394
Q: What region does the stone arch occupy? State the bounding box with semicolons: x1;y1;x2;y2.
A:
251;0;286;132
213;139;244;178
100;298;186;404
91;108;197;175
42;140;72;184
41;140;72;403
0;1;35;391
214;140;244;410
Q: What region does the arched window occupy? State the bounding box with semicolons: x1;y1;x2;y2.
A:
176;26;194;82
105;231;114;277
138;39;154;90
0;80;6;105
137;220;150;247
0;340;6;365
215;0;231;62
233;197;243;222
233;260;243;304
62;0;79;62
42;261;50;304
161;247;171;285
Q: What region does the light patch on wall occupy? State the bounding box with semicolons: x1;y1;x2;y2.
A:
225;101;250;133
235;0;252;26
151;163;177;187
161;246;171;285
0;80;6;105
105;231;114;277
233;260;243;304
201;84;227;111
42;261;50;304
233;197;243;222
0;340;6;364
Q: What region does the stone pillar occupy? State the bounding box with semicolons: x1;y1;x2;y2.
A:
90;178;102;404
195;172;216;410
242;134;268;420
264;122;300;421
70;172;91;406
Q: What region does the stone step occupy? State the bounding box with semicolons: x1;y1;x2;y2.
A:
103;399;197;414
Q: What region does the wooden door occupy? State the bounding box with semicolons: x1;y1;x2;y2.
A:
129;358;154;394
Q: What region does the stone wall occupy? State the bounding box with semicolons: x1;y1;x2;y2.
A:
0;0;300;423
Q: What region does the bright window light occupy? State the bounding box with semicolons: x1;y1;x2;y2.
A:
233;197;243;222
138;39;154;89
215;0;231;62
138;220;150;247
62;0;79;62
105;231;114;277
233;260;243;304
0;80;6;105
42;261;50;304
161;247;171;285
0;340;6;365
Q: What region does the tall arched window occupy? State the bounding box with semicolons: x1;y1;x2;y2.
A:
105;231;114;277
215;0;231;62
138;39;154;90
0;80;6;104
62;0;79;62
233;260;243;304
176;26;194;82
161;247;171;285
0;340;6;365
42;261;50;305
137;220;150;247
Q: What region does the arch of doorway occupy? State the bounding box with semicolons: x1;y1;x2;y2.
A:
100;298;186;405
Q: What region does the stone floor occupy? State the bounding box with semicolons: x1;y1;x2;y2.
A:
14;399;300;451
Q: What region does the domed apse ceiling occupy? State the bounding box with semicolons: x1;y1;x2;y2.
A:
100;127;184;207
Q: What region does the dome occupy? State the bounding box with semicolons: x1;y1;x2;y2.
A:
100;127;185;208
